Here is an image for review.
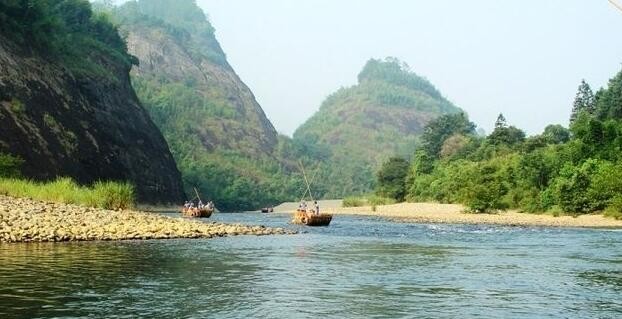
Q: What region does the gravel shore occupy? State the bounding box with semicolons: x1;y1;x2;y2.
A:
276;201;622;228
0;195;292;243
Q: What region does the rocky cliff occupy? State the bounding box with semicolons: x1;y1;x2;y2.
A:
0;3;185;204
114;0;290;210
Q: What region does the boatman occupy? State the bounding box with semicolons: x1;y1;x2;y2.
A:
314;201;320;215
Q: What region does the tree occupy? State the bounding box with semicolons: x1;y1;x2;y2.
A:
570;80;596;123
421;113;476;158
488;115;525;146
595;70;622;120
440;134;469;158
376;157;410;201
464;163;508;213
495;113;507;129
542;124;570;144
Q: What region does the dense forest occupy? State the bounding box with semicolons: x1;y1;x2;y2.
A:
375;70;622;218
294;58;462;198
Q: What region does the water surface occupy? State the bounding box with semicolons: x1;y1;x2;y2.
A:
1;213;621;318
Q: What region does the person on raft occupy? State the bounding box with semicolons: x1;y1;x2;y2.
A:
314;201;320;215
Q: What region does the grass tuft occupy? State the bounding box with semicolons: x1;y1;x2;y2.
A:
0;177;135;210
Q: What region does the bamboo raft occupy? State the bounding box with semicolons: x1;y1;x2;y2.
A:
292;210;332;226
181;207;214;218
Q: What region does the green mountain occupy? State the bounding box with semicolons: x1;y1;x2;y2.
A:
114;0;301;210
294;58;463;197
0;0;185;203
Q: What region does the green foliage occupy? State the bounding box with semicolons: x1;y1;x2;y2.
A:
342;195;396;207
343;197;366;207
595;70;622;120
0;177;135;210
367;195;397;206
0;153;23;178
9;98;25;113
402;68;622;216
91;181;135;210
114;0;226;65
570;80;596;123
542;124;570;144
421;113;476;158
0;0;135;80
464;163;508;213
376;157;409;201
295;57;463;199
549;160;600;214
604;196;622;220
487;114;526;146
358;57;445;101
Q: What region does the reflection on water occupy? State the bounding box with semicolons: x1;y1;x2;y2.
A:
1;213;622;318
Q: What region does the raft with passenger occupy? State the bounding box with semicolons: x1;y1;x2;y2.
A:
180;188;215;218
293;209;332;226
291;161;333;227
181;207;213;218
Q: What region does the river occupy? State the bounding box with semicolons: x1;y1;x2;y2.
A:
1;212;621;318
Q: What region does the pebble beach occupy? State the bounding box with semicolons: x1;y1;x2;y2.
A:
0;195;291;243
323;202;622;228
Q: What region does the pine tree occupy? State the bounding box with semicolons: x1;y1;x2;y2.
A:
495;113;507;129
570;80;595;123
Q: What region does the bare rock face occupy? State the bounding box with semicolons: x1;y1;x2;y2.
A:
0;35;185;204
125;24;278;156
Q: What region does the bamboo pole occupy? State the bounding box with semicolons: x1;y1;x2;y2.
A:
610;0;622;13
298;161;315;202
299;165;319;201
193;187;202;203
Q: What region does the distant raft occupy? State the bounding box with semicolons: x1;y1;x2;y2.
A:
292;210;332;226
181;207;213;218
261;207;274;213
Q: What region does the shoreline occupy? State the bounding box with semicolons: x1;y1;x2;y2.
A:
0;195;292;243
276;201;622;228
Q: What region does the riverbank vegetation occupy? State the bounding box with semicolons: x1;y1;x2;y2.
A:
342;195;396;208
0;177;135;210
376;69;622;217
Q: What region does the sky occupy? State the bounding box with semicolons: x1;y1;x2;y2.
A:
140;0;622;136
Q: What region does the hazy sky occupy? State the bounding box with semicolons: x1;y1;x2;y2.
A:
177;1;622;135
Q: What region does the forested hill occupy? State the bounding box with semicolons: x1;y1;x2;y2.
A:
294;58;463;198
113;0;300;210
0;0;185;203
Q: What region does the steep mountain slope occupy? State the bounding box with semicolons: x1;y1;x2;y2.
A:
294;58;463;197
114;0;298;210
0;1;185;203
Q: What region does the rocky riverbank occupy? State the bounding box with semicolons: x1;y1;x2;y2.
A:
0;195;292;243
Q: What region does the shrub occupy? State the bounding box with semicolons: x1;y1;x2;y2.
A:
464;163;508;213
0;153;23;178
342;197;366;207
376;157;409;201
604;196;622;220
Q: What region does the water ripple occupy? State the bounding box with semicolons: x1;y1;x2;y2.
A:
1;214;622;318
